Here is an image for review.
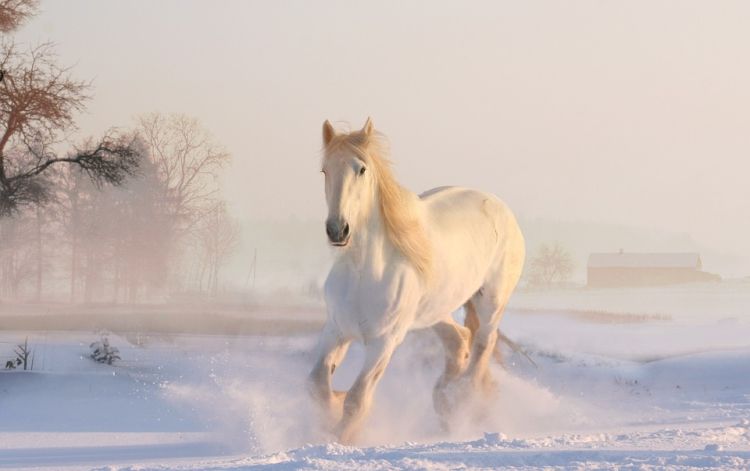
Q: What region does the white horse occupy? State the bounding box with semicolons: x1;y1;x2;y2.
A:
308;118;525;443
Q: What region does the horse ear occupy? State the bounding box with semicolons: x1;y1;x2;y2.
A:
323;120;336;146
362;117;374;136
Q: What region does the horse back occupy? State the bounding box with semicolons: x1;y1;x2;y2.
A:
419;185;524;283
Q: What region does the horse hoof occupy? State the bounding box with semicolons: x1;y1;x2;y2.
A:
433;378;468;428
334;423;359;445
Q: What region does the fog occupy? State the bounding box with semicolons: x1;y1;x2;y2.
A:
6;0;747;290
0;0;747;313
3;3;750;468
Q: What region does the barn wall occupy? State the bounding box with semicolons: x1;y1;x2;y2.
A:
587;267;720;288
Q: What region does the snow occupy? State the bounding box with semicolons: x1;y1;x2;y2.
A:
1;287;749;470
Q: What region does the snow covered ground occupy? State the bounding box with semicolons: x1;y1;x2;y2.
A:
1;287;749;470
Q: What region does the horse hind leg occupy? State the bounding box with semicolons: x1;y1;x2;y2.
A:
433;295;506;429
464;238;524;393
464;289;510;395
465;298;506;366
432;319;471;427
464;300;480;344
463;301;495;394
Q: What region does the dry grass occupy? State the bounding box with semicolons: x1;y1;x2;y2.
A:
0;302;325;336
513;307;671;324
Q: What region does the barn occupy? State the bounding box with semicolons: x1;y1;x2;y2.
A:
587;251;720;288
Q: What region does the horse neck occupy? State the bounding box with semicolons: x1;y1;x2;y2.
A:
344;190;394;276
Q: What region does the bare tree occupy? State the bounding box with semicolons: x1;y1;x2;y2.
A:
32;200;46;300
195;202;240;297
13;337;33;370
136;113;229;236
0;0;37;33
527;242;574;288
0;41;140;215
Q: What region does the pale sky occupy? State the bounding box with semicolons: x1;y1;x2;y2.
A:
13;1;750;261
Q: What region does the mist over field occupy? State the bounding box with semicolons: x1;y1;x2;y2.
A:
1;1;750;470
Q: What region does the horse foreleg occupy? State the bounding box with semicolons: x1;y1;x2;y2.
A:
308;323;351;428
336;335;399;444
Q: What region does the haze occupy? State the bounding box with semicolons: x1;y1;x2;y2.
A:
14;0;750;276
4;3;750;467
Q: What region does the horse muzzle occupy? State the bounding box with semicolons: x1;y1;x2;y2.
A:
326;219;350;246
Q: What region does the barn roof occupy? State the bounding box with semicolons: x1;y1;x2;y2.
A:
588;252;702;269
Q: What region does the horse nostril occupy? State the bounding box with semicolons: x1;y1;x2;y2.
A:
342;223;350;238
326;222;336;240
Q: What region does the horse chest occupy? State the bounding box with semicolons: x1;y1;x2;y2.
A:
324;261;419;340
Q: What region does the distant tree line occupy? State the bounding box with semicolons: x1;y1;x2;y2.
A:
0;113;240;302
0;0;240;302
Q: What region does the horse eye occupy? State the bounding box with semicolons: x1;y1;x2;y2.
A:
358;166;366;176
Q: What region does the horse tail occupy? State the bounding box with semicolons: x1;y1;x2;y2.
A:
496;330;538;369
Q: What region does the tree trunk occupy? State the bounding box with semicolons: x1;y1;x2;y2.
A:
70;196;78;303
113;241;121;303
84;250;93;303
211;253;219;298
35;205;43;301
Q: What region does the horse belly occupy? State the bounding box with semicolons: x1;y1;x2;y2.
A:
411;267;487;329
408;233;495;329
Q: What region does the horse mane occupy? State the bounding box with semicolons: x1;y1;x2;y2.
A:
325;131;433;279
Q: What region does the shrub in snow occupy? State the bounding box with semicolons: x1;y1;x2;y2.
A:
5;338;33;370
90;336;121;365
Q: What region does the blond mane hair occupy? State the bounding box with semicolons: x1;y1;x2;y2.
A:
324;128;432;278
